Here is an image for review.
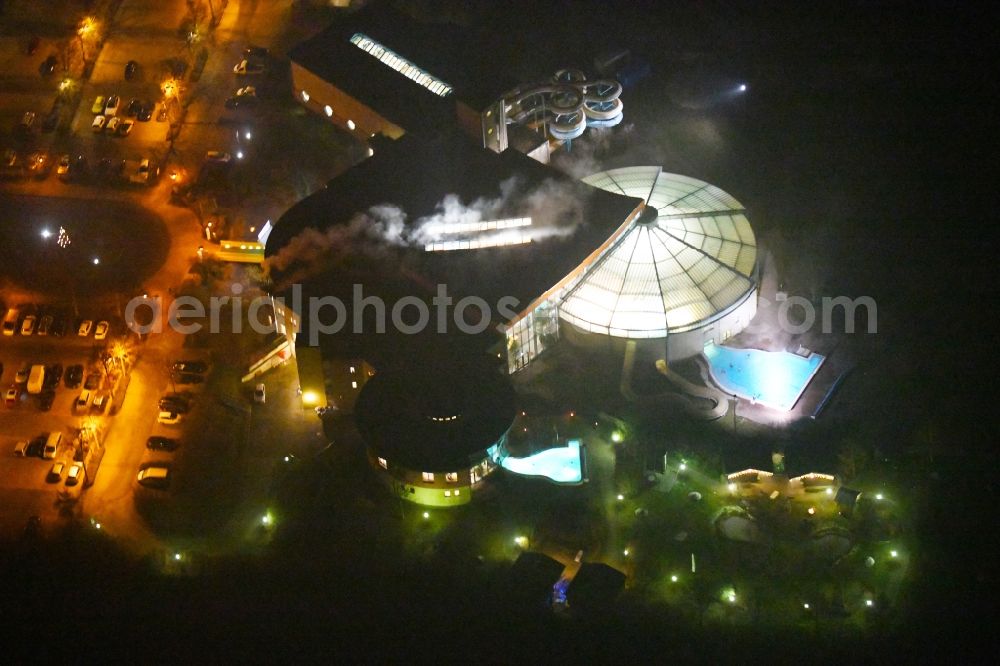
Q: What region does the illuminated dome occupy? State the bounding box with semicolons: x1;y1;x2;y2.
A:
558;167;757;339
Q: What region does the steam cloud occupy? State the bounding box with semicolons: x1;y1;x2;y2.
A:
265;175;590;288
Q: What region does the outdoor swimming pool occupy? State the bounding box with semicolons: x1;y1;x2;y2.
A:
704;343;825;411
492;439;585;485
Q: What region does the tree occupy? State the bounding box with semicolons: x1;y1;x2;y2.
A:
837;438;870;482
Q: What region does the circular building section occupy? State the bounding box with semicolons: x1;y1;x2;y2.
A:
356;357;516;507
558;167;759;361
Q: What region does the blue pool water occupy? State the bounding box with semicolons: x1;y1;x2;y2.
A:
492;439;584;485
704;343;825;412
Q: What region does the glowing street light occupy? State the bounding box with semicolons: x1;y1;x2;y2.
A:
514;535;528;548
825;487;834;496
261;511;273;526
678;462;687;472
890;549;898;558
174;552;183;561
738;83;747;93
95;522;102;530
422;511;430;520
616;493;624;502
236;150;244;160
623;548;630;557
875;493;884;501
807;507;816;515
670;575;678;583
865;599;874;607
92;257;100;265
610;431;622;443
40;228;52;239
803;602;810;610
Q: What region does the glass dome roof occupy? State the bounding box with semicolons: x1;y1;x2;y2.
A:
558;167;757;338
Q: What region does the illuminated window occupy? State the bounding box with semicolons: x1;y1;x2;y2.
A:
445;472;458;483
346;119;356;130
424;235;531;252
349;33;453;97
351;381;357;389
377;457;387;469
424;217;532;237
444;490;451;497
454;489;460;496
300;90;310;102
422;472;434;482
324;105;333;117
349;366;356;374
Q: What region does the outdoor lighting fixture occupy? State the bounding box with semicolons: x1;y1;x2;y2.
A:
890;550;898;558
422;511;430;520
738;83;747;92
324;105;333;117
727;483;737;493
94;522;102;530
236;151;244;159
40;228;52;239
728;593;737;603
261;512;273;526
679;463;687;472
807;507;816;515
346;119;356;130
514;536;528;548
283;456;291;462
92;257;100;265
300;90;310;102
803;603;810;610
569;411;575;417
174;553;182;561
826;487;834;495
367;147;374;157
302;390;318;405
865;599;874;607
623;549;630;557
611;432;622;443
244;131;252;140
670;575;678;583
616;494;625;501
875;493;884;501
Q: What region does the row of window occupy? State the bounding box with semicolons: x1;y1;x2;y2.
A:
349;33;453;97
422;217;532;236
424;235;531;252
376;457;464;484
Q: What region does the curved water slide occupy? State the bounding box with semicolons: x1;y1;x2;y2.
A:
502;69;624;141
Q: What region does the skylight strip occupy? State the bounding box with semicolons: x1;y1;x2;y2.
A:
350;32;453;97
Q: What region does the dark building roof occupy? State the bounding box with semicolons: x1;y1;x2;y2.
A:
505;552;565;609
354;351;516;471
265;132;643;331
566;563;626;611
288;2;518;125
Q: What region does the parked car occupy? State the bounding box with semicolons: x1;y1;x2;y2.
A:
27;152;49;177
52;317;69;337
106;116;121;134
137;465;170;489
159;395;190;413
205;151;232;164
118;119;134;136
44;363;63;388
74;390;92;413
65;364;84;388
84;372;102;390
91;96;106;114
47;462;65;483
224;95;259;110
127;98;141;117
157;410;182;425
137;101;153;121
42;107;60;132
244;46;269;58
17;111;36;133
37;314;53;335
176;373;204;385
39;55;57;76
92;115;106;132
233;59;265;75
20;314;37;335
172;360;208;374
124;60;138;80
146;436;179;451
253;383;266;404
66;463;83;486
5;386;20;407
78;319;93;336
94;320;109;339
56;154;71;177
15;363;30;383
104;95;120;117
39;390;56;412
26;437;45;457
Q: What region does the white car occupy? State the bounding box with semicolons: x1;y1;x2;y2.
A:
92;115;106;132
236;85;256;97
94;320;109;340
104;95;120;117
158;410;183;425
106;116;121;133
20;315;36;335
205;151;232;164
66;463;83;486
253;383;265;404
78;319;93;336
